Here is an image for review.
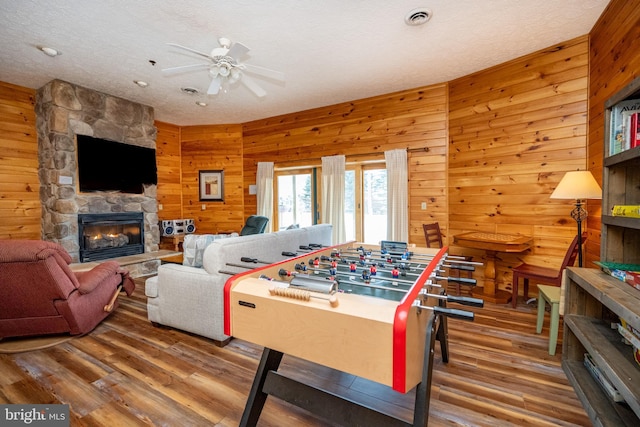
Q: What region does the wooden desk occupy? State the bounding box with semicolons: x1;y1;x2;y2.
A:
453;232;532;304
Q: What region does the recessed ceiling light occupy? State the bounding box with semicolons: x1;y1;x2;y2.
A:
133;80;148;88
38;46;61;57
181;87;199;95
405;8;432;26
196;101;208;107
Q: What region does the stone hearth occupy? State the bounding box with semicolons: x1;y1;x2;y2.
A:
35;79;160;263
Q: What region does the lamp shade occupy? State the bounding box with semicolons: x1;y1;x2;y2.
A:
550;170;602;200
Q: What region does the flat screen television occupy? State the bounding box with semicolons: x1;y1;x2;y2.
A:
76;134;158;194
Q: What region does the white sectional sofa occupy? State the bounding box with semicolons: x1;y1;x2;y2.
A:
145;224;332;345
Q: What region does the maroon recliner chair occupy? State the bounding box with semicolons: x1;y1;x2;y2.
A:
0;240;135;339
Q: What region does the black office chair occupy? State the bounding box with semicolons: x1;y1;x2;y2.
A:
240;215;269;236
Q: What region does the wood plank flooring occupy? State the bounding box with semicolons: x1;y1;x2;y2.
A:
0;279;591;426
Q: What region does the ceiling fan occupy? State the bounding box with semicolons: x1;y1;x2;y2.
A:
162;37;284;98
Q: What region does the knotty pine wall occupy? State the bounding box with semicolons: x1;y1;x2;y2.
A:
447;35;590;291
242;84;449;244
155;121;182;221
0;82;40;240
587;0;640;266
179;125;245;234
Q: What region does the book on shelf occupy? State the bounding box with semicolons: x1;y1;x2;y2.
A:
618;320;640;350
618;319;640;368
583;353;625;402
609;98;640;155
611;205;640;218
631;112;640;148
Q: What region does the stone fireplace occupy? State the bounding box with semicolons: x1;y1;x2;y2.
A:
35;79;160;266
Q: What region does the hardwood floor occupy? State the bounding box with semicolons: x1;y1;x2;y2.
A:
0;279;590;426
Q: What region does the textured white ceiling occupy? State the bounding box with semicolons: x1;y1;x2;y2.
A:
0;0;609;126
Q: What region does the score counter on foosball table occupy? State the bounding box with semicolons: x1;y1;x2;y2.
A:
223;241;477;394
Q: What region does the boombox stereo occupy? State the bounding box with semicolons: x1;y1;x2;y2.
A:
161;219;196;236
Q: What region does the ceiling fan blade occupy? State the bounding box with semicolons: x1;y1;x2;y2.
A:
243;64;285;82
167;43;213;60
226;41;250;58
241;74;267;98
162;63;209;74
208;76;223;95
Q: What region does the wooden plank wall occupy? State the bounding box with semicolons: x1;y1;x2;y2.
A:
242;84;448;245
448;36;589;292
155;121;182;222
0;82;40;240
180;125;245;234
587;0;640;266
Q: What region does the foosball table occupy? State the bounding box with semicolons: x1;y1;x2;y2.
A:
223;241;483;427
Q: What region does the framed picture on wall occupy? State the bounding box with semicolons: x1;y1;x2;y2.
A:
199;170;224;201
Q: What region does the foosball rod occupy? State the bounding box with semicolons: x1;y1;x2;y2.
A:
314;259;452;283
294;263;477;288
318;254;475;274
416;304;475;321
310;257;425;277
420;291;484;308
336;249;482;266
289;264;419;286
237;248;316;265
308;262;477;287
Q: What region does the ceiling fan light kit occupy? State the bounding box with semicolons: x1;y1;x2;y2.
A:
38;46;61;57
163;37;284;99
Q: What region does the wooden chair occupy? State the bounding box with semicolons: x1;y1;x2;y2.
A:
422;223;473;294
423;223;444;249
511;233;586;309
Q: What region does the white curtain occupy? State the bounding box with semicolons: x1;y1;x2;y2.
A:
256;162;274;232
385;149;408;242
321;155;346;244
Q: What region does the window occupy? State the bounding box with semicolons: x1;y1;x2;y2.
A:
275;163;386;243
275;170;316;230
345;164;387;243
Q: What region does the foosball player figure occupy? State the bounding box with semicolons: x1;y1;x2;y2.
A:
312;257;320;268
350;261;357;272
329;267;337;277
391;266;400;278
386;256;394;263
369;265;377;276
331;260;338;269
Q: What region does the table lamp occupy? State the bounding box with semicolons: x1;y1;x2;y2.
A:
550;170;602;267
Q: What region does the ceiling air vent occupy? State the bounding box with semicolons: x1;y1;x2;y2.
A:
405;8;432;26
181;87;199;95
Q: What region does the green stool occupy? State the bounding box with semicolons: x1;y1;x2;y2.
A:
536;284;561;355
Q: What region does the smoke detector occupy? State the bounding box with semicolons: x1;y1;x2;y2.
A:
405;8;432;26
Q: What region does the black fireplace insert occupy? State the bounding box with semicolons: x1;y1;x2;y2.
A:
78;212;144;262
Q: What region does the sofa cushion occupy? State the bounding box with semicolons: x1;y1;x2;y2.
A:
183;233;238;267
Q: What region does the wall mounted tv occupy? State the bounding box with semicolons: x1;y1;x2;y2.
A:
76;134;158;194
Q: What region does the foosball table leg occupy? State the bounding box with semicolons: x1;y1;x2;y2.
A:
436;299;449;364
413;313;441;427
239;347;284;427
